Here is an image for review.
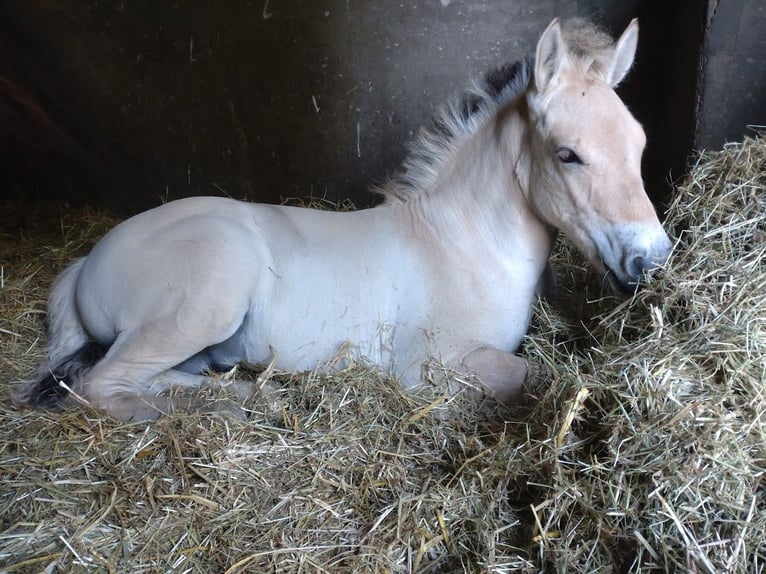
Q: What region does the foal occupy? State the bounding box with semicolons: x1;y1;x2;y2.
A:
15;18;671;420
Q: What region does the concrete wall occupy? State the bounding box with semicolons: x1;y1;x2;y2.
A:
0;1;714;214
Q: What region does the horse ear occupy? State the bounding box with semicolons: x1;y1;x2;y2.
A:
607;18;639;87
534;18;564;93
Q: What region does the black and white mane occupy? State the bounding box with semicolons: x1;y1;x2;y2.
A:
380;59;531;202
380;18;624;203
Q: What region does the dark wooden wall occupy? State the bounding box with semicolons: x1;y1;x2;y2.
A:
2;1;752;217
696;1;766;151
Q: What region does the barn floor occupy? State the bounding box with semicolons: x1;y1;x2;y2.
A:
1;135;765;573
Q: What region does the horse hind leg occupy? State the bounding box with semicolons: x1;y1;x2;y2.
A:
154;366;261;413
80;331;243;422
174;329;264;404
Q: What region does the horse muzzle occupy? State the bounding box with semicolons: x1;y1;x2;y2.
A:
605;234;673;294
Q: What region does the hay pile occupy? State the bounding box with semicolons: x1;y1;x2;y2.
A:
519;134;766;572
1;135;764;573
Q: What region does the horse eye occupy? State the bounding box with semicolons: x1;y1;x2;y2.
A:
557;147;582;164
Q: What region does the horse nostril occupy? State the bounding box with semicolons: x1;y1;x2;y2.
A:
628;255;654;280
630;251;670;280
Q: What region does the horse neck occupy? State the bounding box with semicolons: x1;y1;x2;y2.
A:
405;102;554;265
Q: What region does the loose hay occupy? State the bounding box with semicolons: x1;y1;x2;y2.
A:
1;134;765;573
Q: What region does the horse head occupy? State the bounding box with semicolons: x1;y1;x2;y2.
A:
522;18;672;293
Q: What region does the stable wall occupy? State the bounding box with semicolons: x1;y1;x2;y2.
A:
696;1;766;151
1;1;745;215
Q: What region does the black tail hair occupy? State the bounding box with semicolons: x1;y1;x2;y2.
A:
21;342;107;408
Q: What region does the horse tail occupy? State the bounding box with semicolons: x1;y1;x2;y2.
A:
13;257;106;408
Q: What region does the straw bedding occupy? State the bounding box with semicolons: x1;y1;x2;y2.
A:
1;134;764;573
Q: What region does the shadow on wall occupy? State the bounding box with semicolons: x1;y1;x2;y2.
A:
0;1;710;215
0;2;340;211
0;4;115;208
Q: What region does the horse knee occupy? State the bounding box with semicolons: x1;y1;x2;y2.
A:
459;346;528;402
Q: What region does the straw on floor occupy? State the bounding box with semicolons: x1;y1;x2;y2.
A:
0;134;764;573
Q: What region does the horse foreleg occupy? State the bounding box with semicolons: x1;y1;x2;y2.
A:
459;345;528;402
